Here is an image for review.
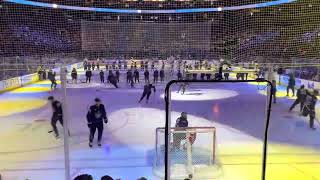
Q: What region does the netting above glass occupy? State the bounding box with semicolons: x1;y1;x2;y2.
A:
1;0;320;60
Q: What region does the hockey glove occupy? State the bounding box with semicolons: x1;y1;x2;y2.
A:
104;118;108;124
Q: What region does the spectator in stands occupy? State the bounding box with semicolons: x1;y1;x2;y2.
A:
74;174;93;180
101;175;113;180
286;73;296;97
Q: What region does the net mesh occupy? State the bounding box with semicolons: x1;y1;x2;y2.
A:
1;0;320;179
1;1;320;80
154;127;217;179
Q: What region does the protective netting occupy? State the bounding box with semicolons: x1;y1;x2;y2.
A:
1;1;320;180
154;127;217;179
1;0;320;80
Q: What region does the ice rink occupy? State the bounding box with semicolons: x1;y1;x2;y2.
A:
0;68;320;180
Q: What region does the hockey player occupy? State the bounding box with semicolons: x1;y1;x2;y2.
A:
151;62;155;70
99;70;105;83
118;60;122;70
105;62;109;71
124;61;128;70
87;62;92;71
141;61;145;70
286;73;296;97
42;69;47;80
115;69;120;82
160;69;165;83
206;73;211;80
138;82;156;103
48;96;63;138
92;61;95;71
112;61;116;70
302;90;318;130
85;69;92;83
217;66;223;80
83;60;88;71
127;70;132;84
224;68;230;80
290;85;307;111
192;73;197;80
107;70;113;83
71;68;77;84
271;80;277;104
48;70;57;89
108;72;119;88
87;98;108;147
177;82;188;95
144;69;150;83
177;70;182;80
134;69;140;83
200;73;205;80
96;59;100;70
172;112;188;151
153;69;159;83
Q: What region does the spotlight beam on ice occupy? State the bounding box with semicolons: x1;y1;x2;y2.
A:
4;0;296;13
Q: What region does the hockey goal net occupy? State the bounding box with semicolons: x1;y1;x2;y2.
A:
154;127;217;179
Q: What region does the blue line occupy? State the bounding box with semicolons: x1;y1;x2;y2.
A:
4;0;297;13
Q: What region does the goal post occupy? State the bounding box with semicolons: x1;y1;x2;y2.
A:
154;127;216;179
164;79;274;180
